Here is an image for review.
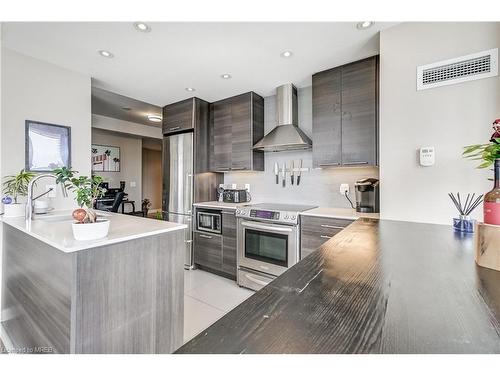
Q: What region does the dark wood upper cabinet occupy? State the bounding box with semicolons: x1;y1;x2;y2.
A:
312;68;342;168
341;57;378;166
211;100;233;171
312;56;379;168
211;92;264;172
162;98;195;134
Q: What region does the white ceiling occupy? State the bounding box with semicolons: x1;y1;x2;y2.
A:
2;22;396;107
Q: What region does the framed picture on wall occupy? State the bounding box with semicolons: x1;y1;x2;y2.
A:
25;120;71;172
91;144;120;172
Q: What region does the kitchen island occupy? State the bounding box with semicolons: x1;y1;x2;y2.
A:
1;211;187;354
177;218;500;354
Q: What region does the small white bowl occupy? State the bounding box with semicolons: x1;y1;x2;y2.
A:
72;219;110;241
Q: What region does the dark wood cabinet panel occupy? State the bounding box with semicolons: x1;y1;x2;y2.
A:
211;92;264;172
221;211;237;278
231;93;252;171
300;216;353;259
193;231;222;271
162;98;194;134
341;57;378;166
312;68;342;168
312;56;378;168
193;99;211;174
212;100;233;171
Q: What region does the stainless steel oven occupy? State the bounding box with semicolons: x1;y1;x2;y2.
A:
196;209;222;234
236;203;317;291
237;219;298;277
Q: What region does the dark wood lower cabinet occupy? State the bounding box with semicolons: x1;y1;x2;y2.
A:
193;211;237;280
300;216;353;259
221;211;237;278
193;232;222;271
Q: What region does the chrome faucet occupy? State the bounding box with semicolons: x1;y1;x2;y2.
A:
26;173;68;222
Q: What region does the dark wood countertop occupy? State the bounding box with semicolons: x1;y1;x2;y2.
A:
176;219;500;354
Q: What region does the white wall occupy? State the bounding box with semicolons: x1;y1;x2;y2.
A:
379;22;500;224
92;128;142;206
1;46;91;324
225;86;379;207
1;48;91;210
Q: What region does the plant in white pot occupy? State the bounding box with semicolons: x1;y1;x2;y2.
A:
2;169;36;217
54;167;109;241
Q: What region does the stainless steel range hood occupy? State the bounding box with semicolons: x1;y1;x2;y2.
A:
253;83;312;152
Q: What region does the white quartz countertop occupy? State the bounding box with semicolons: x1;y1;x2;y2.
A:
193;201;253;210
300;207;380;220
1;210;187;253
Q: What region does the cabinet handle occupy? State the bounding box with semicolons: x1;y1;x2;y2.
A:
199;234;213;239
185;240;193;243
217;167;230;171
343;161;369;165
168;126;181;131
231;166;247;171
320;235;333;239
320;224;344;229
319;162;340;167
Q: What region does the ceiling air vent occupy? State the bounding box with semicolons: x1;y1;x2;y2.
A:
417;48;498;90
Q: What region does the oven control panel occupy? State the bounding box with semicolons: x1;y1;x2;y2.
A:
236;208;298;224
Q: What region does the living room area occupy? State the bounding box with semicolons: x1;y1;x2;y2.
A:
91;87;163;217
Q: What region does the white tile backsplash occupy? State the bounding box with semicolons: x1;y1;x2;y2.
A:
224;86;379;208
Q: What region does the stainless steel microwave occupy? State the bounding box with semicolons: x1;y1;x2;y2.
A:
196;209;222;234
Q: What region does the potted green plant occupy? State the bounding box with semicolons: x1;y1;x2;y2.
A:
2;169;36;217
463;119;500;225
54;167;109;240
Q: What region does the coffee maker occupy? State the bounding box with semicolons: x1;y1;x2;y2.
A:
354;178;380;213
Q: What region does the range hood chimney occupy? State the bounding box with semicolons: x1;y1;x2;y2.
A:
253;83;312;152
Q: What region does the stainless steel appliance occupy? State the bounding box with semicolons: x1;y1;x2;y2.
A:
354;178;380;213
162;132;194;269
236;203;317;291
223;189;250;203
253;84;312;152
196;209;222;234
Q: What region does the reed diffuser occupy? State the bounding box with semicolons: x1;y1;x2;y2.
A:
448;192;483;233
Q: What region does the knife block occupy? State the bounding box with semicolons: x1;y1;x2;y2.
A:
475;222;500;272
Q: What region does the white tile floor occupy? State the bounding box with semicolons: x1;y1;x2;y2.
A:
183;269;254;343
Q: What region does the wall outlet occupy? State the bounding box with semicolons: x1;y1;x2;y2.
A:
231;183;237;189
130;181;137;188
46;184;57;198
245;183;250;192
339;183;349;195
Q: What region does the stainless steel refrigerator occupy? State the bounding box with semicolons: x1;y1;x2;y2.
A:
162;132;194;269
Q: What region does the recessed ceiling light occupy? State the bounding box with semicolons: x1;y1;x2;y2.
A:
221;73;232;79
147;115;162;123
356;21;374;30
134;22;151;33
281;50;293;58
185;87;196;92
98;50;114;58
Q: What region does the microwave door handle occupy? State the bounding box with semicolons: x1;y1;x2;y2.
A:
241;221;293;233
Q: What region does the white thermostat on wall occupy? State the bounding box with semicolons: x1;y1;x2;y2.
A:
419;146;435;166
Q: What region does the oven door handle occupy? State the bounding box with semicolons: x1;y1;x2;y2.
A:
241;221;293;233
